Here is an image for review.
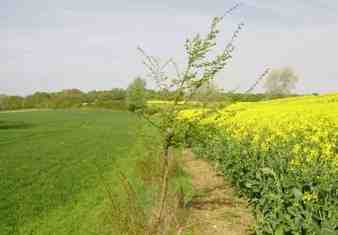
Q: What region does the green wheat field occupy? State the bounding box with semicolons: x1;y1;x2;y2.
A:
0;110;142;235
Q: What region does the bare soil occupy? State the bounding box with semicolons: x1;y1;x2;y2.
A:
181;150;254;235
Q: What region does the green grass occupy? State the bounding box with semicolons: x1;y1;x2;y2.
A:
0;110;142;235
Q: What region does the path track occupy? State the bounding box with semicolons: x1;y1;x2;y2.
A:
181;150;254;235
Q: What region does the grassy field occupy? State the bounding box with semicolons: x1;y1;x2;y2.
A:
0;110;144;235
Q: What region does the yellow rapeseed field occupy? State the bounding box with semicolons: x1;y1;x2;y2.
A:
178;93;338;233
179;93;338;171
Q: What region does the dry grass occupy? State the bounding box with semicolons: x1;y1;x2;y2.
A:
100;140;191;235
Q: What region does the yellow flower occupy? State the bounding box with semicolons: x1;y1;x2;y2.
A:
303;192;318;202
177;93;338;171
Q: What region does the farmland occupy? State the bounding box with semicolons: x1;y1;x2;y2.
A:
179;93;338;234
0;110;143;235
1;94;337;234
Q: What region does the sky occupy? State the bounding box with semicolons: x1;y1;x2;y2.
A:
1;0;338;95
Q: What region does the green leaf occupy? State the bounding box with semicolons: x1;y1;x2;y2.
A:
245;182;253;188
274;224;285;235
320;228;336;235
291;188;303;200
261;167;276;177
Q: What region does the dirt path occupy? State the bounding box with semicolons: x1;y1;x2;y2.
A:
181;150;254;235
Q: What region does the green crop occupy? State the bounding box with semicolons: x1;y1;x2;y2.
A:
0;110;140;235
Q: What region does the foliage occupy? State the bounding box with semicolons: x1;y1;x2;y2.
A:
103;120;192;235
136;9;244;233
221;92;298;103
178;93;338;234
126;77;147;112
0;89;128;111
264;67;299;95
139;13;243;131
0;95;25;110
193;81;223;102
0;87;298;112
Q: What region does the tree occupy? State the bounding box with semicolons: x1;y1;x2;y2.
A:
126;77;147;112
25;92;52;108
0;96;24;110
110;88;126;100
194;81;222;102
137;7;244;233
264;67;299;95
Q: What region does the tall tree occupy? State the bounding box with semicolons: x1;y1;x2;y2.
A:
126;77;147;112
264;67;299;95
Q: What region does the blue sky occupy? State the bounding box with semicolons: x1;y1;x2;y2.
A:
1;0;338;95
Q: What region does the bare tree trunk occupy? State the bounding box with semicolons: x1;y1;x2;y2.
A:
152;132;172;235
158;150;169;221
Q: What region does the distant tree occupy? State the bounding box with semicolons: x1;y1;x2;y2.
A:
25;92;51;108
194;81;222;102
264;67;299;95
126;77;147;112
0;95;6;110
110;88;126;100
52;89;85;108
0;96;24;110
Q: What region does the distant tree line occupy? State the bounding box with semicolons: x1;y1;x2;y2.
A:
221;92;297;103
0;87;170;111
0;85;297;111
0;66;301;111
0;89;125;111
